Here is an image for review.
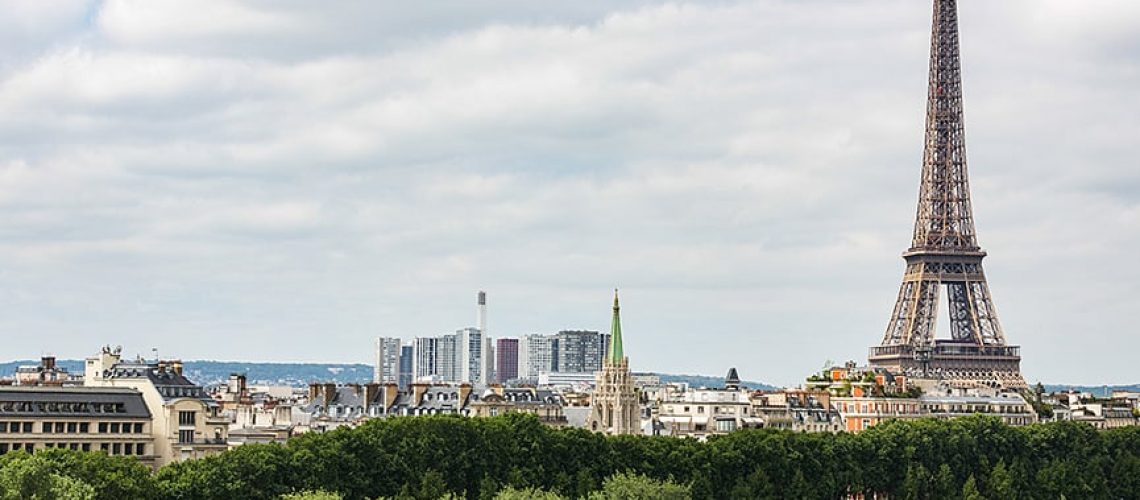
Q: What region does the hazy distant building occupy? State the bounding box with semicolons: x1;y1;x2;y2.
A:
413;337;438;380
14;356;77;386
437;333;459;382
519;334;558;380
458;327;487;384
495;338;519;383
556;330;604;373
374;337;401;384
475;291;492;385
413;329;487;384
398;345;414;389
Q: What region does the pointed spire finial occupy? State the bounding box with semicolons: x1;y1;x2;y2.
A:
607;288;624;365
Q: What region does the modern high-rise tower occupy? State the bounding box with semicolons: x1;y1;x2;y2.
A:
495;338;519;383
869;0;1026;389
374;337;401;384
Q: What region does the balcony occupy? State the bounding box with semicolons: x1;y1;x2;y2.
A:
870;343;1020;360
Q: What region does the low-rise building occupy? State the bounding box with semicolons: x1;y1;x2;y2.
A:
84;346;228;467
0;386;156;466
750;390;842;433
833;396;926;432
301;382;476;432
300;381;575;432
14;357;80;386
653;369;762;438
469;387;568;425
921;393;1037;426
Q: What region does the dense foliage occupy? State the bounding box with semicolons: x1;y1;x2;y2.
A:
3;415;1138;499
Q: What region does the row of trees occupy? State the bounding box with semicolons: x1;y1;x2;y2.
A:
3;415;1138;499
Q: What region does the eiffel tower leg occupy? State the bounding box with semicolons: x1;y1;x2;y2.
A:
967;281;1006;345
946;282;977;342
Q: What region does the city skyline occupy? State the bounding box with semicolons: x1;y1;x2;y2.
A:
0;1;1138;386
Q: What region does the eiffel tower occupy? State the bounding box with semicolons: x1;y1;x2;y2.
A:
868;0;1026;389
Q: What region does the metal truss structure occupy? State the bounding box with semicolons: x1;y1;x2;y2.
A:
869;0;1026;389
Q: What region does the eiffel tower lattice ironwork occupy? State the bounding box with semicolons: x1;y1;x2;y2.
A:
869;0;1026;389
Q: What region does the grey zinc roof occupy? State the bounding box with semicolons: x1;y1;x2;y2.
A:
498;388;564;406
416;387;468;410
0;387;151;418
105;362;214;405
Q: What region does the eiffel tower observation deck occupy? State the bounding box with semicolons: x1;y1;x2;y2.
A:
869;0;1026;390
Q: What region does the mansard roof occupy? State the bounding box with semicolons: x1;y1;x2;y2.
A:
103;361;213;405
0;386;151;418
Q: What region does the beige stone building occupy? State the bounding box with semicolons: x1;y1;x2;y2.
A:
586;291;639;435
0;386;156;467
84;346;228;467
469;387;568;425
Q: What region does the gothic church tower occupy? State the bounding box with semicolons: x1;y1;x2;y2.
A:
587;290;639;435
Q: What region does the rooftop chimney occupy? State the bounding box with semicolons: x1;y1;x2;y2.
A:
382;383;399;411
459;383;473;405
412;382;429;405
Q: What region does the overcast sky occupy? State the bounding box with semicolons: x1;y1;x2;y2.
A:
0;0;1137;386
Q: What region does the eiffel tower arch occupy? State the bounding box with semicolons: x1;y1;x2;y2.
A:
868;0;1026;390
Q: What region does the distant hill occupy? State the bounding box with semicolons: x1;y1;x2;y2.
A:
1041;384;1140;398
0;359;85;375
2;359;1130;394
0;359;374;386
650;373;779;391
1;359;780;390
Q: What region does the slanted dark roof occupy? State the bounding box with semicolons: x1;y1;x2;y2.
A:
0;387;151;418
104;362;214;405
725;368;741;387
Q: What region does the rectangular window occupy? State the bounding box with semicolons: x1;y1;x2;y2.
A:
178;429;194;443
110;423;120;433
123;443;133;455
97;422;106;433
67;423;77;433
112;443;121;455
55;422;65;433
79;423;89;433
100;443;109;452
23;444;33;453
0;444;7;453
81;443;90;452
42;423;51;433
135;443;146;455
69;443;78;451
22;423;32;433
178;411;196;426
134;423;143;433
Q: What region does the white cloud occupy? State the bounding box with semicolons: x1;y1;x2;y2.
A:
0;0;1135;385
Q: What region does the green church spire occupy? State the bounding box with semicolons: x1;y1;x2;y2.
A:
607;289;624;364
